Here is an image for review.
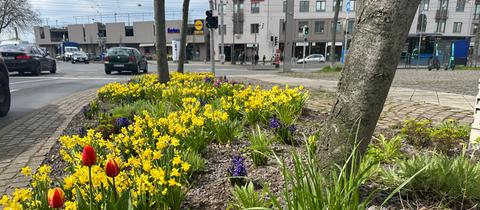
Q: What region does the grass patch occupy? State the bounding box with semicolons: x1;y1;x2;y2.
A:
319;65;343;72
455;65;480;71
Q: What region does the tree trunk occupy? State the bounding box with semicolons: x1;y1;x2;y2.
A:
329;0;341;67
317;0;422;168
154;0;170;83
474;21;480;67
178;0;190;73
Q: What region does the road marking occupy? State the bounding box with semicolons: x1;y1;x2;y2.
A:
9;78;57;85
11;76;126;81
10;89;18;93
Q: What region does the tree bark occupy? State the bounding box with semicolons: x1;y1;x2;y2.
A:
474;20;480;67
178;0;190;73
317;0;422;168
329;0;341;67
154;0;170;83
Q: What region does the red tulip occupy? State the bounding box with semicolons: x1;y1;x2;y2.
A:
48;187;65;208
82;145;96;166
105;159;120;178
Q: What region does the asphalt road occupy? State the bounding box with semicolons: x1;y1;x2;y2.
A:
0;61;324;129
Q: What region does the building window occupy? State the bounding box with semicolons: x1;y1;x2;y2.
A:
219;25;227;35
234;24;243;34
300;1;309;12
436;20;446;33
251;23;259;34
219;3;227;15
350;0;356;11
472;23;478;35
251;2;260;13
298;21;308;33
417;14;427;32
333;0;343;12
456;0;465;12
39;27;45;39
336;21;342;32
125;27;134;37
316;0;326;12
453;22;462;33
440;0;448;11
347;20;355;32
314;21;325;33
422;0;429;11
283;1;286;13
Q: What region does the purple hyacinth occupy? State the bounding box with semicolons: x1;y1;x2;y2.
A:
288;124;297;133
204;77;213;83
115;117;130;128
78;127;87;137
228;156;247;177
81;104;90;115
269;117;281;129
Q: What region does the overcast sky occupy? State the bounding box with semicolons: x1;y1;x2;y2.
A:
10;0;210;42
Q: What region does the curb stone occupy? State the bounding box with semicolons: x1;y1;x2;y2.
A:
0;88;97;197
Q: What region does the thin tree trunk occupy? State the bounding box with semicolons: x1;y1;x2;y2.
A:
317;0;422;168
329;0;341;67
474;20;480;67
178;0;190;73
154;0;170;83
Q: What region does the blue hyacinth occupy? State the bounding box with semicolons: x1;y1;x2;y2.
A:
115;117;130;128
269;117;281;129
78;127;87;137
228;156;247;177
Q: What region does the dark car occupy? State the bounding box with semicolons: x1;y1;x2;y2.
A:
104;47;148;75
0;44;56;76
0;58;10;117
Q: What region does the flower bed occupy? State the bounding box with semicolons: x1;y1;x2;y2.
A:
0;73;308;209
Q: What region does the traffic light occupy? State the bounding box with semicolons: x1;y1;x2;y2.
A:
206;10;213;28
270;36;274;42
274;36;279;46
205;10;219;29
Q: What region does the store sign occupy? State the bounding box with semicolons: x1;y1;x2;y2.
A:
194;20;204;35
167;28;180;33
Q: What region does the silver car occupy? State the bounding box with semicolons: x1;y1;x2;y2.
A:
72;52;89;64
297;54;326;64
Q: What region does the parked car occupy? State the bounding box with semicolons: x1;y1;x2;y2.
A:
72;52;89;64
0;44;56;76
296;54;326;64
104;47;148;75
0;58;10;117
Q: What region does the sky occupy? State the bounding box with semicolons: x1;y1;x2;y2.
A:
8;0;210;42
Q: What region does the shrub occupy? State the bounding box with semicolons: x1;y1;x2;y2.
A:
430;120;469;154
228;182;271;210
320;65;343;72
400;119;432;148
365;134;403;164
382;153;480;208
247;125;272;166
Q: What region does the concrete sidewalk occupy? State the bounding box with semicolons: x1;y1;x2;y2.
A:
240;74;476;111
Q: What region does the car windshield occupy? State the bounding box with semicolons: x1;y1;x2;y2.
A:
0;45;31;52
73;52;85;56
65;47;79;53
107;48;132;56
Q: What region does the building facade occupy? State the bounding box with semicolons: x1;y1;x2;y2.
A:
211;0;477;64
34;20;208;61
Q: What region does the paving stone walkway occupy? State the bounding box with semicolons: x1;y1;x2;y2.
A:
0;89;96;197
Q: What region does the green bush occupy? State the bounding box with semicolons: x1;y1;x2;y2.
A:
320;65;343;72
247;125;272;166
382;153;480;208
365;134;403;164
110;99;174;119
400;119;432;148
228;182;271;210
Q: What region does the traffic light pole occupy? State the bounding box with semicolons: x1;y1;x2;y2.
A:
283;0;295;72
219;0;225;64
209;1;216;74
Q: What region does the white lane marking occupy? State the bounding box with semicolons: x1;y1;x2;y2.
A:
11;76;126;81
9;78;57;85
10;89;18;93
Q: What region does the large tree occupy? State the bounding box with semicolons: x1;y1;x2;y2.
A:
317;0;422;167
0;0;40;35
154;0;170;83
177;0;190;73
329;0;341;66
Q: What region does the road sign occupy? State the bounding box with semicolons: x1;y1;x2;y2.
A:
346;0;351;13
194;20;203;31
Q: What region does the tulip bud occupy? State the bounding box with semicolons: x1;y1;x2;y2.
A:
105;159;120;178
82;145;96;166
48;187;65;208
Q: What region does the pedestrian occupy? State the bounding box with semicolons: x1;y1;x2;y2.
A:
239;52;244;65
255;54;259;65
262;55;266;65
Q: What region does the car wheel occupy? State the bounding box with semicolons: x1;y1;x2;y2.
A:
132;64;139;75
105;68;111;75
32;65;41;76
0;72;10;117
50;62;57;74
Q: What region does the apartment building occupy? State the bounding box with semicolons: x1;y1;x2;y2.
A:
211;0;476;63
34;20;208;61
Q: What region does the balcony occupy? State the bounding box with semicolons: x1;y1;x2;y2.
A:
435;9;448;20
